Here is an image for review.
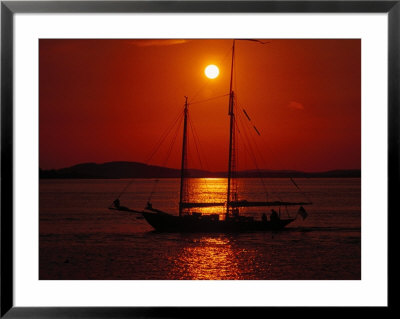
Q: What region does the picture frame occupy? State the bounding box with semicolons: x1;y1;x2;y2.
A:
1;0;396;317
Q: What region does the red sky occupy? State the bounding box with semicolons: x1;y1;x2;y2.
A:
39;39;360;172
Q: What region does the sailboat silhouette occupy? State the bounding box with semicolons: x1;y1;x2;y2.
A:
109;40;312;232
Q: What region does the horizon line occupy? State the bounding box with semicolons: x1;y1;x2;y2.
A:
39;160;361;174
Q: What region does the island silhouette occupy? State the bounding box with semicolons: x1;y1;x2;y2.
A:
39;161;360;179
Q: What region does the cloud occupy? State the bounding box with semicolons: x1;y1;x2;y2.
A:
288;101;304;110
133;40;188;47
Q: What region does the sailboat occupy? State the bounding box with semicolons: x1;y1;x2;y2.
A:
109;40;312;232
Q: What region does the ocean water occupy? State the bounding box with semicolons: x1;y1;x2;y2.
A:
39;178;361;280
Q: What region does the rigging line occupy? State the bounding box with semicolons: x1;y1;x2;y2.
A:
232;63;241;198
116;179;135;199
237;111;285;202
189;115;210;171
233;101;239;195
240;112;286;200
239;122;249;175
162;113;183;168
147;179;159;202
145;109;184;164
253;119;312;203
239;95;310;202
231;38;272;185
154;110;182;204
190;119;215;201
188;115;212;195
242;107;262;136
232;43;263;196
189;93;229;105
236;110;259;169
151;110;183;203
290;177;312;203
237;109;275;200
114;109;184;202
236;109;276;201
231;65;240;197
188;116;205;170
189;45;233;104
242;109;272;174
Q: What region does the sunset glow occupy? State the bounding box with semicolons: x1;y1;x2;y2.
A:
39;39;361;172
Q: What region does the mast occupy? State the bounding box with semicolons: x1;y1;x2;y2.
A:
179;96;189;217
226;40;236;216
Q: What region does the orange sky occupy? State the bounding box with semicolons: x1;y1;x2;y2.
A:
39;39;361;172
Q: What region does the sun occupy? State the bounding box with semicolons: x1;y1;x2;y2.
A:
205;65;219;79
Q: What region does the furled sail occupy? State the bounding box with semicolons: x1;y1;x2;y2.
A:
180;202;225;208
229;200;312;208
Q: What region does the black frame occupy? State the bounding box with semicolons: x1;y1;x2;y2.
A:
1;1;396;317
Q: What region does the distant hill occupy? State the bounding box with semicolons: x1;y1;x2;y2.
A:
39;161;215;179
39;161;361;179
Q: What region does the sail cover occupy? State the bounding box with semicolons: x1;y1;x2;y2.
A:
180;202;225;208
229;200;312;207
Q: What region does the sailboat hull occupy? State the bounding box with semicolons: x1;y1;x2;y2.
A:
142;212;295;233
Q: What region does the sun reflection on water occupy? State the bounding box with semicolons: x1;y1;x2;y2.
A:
185;178;227;215
164;178;297;279
169;235;242;280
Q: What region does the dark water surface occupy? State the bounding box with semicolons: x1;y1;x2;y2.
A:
39;178;361;280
